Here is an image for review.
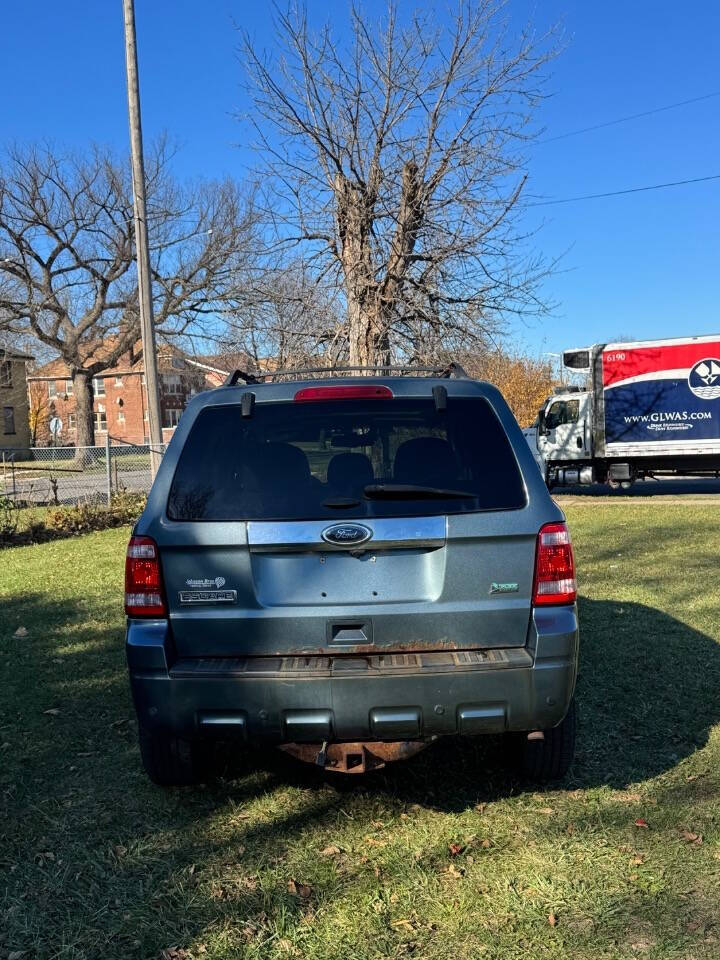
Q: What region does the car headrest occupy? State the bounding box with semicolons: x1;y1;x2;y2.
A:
256;442;311;488
393;436;460;487
327;452;374;492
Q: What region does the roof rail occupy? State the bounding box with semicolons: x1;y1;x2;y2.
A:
223;369;261;386
223;362;468;385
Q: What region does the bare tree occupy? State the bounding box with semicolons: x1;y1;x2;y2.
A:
240;0;556;368
222;258;346;369
0;142;259;445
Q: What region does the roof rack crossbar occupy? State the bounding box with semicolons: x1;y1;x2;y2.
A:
223;363;468;384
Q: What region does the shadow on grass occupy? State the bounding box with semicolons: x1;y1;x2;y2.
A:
6;589;720;807
4;587;720;957
210;595;720;809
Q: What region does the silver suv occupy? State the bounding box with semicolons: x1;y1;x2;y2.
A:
125;366;578;785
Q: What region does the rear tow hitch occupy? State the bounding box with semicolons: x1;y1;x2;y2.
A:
280;739;432;774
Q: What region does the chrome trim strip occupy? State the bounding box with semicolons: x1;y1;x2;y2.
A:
247;515;446;551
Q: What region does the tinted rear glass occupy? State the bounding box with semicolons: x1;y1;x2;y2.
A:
167;396;526;521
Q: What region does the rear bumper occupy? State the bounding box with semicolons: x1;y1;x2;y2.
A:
126;606;578;741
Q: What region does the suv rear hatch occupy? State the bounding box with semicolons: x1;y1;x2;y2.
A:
160;388;534;657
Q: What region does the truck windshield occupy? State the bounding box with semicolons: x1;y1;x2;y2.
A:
167;396;526;521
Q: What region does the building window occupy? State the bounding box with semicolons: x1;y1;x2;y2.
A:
163;408;182;428
117;410;125;425
0;361;12;388
65;379;73;396
94;406;107;432
68;413;76;430
93;377;106;396
115;376;123;386
143;407;148;421
3;406;15;435
49;381;58;398
162;374;183;395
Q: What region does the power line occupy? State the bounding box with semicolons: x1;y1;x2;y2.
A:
536;91;720;145
528;173;720;207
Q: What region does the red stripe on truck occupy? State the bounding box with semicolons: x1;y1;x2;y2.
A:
602;341;720;387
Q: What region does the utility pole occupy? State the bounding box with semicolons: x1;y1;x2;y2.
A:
122;0;163;478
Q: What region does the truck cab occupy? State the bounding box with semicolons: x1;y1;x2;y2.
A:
536;388;594;485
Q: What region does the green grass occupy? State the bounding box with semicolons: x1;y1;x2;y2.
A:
2;505;720;959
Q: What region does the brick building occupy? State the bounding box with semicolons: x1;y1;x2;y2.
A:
0;347;34;454
26;344;210;447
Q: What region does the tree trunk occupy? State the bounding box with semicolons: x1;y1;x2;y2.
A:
348;298;391;370
72;370;95;457
335;175;392;372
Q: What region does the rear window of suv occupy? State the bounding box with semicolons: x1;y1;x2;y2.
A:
167;396;526;521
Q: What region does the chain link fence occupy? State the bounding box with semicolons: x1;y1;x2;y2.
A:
0;439;166;507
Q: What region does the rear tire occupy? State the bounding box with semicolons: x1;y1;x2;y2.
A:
517;699;576;782
138;724;206;786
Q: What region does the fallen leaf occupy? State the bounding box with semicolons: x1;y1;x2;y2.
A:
448;842;465;857
445;863;463;879
43;708;60;716
634;818;649;829
630;855;645;866
538;807;554;815
480;838;492;849
320;844;341;857
629;938;655;952
391;919;415;931
13;627;28;638
366;837;387;848
113;845;127;858
160;949;190;960
287;879;312;899
681;830;703;845
548;913;558;927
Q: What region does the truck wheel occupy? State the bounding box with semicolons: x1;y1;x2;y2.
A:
138;723;207;786
516;699;576;782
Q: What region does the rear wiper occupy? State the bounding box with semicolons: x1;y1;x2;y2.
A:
363;483;477;500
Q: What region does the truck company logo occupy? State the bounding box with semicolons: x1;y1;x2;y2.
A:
688;359;720;400
321;523;373;546
185;576;226;588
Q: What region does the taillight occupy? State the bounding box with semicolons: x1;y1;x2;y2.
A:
124;535;167;617
294;385;393;402
532;521;577;606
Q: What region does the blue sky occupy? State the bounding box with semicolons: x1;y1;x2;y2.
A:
1;1;718;359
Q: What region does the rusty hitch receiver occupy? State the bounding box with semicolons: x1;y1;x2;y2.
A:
278;740;431;774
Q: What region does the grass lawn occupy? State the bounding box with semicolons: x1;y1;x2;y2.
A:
2;504;720;959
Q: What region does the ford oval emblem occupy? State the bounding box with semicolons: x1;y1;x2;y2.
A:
321;523;373;546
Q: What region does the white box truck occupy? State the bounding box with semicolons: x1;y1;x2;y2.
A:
531;334;720;488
